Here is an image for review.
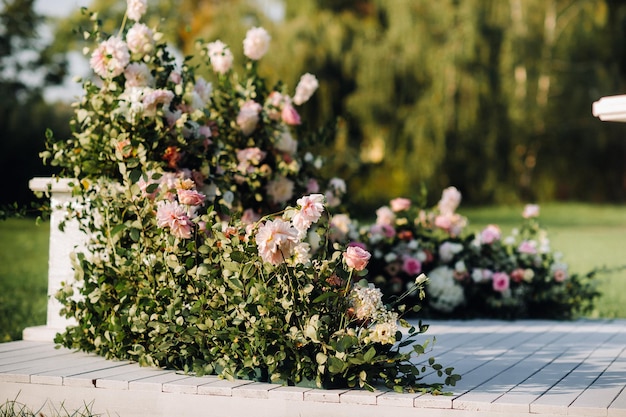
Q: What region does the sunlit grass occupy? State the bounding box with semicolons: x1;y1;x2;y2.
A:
0;218;48;342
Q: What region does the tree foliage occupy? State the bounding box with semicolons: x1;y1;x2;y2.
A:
12;0;626;210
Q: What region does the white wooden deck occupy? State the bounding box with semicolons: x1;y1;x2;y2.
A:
1;319;625;417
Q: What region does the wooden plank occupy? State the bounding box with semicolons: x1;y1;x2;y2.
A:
197;378;254;396
529;322;626;415
127;372;193;392
94;367;176;390
0;340;46;353
162;375;221;395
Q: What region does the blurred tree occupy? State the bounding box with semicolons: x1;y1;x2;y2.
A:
0;0;72;208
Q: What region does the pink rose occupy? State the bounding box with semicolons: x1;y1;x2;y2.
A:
510;268;525;283
177;189;206;206
480;224;501;244
255;219;299;265
402;257;422;276
370;223;396;239
90;36;130;79
390;198;411;212
126;0;147;21
126;23;154;56
156;200;193;239
492;272;510;292
343;246;371;271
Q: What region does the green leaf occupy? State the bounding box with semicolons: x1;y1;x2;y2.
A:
327;356;345;374
363;346;376;362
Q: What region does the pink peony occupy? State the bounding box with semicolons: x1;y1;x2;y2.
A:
292;194;325;233
492;272;510;292
177;189;206;206
90;36;130;79
207;40;234;74
156;200;193;239
390;197;411;212
343;245;371;271
126;23;154;56
236;100;262;135
435;212;467;237
293;73;319;105
243;27;271;60
523;204;540;219
480;224;501;244
126;0;147;21
402;256;422;276
255;219;299;265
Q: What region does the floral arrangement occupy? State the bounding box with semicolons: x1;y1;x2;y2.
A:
330;187;600;319
46;0;459;392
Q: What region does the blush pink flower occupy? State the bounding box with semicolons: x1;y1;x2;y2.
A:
370;223;396;239
124;62;153;88
518;240;537;255
523;204;540;219
243;27;271;60
207;40;234;74
402;256;422;276
177;189;206;206
292;73;319;105
281;103;301;125
480;224;501;244
126;0;147;21
292;194;325;233
236;147;266;173
390;198;411;212
343;245;371;271
236;100;262;135
510;268;525;283
143;89;174;117
156;200;193;239
90;36;130;79
255;219;299;265
438;186;462;215
492;272;510;292
375;206;395;226
126;23;154;56
266;176;294;204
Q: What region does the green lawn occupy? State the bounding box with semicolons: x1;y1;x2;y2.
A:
0;203;625;341
0;218;49;342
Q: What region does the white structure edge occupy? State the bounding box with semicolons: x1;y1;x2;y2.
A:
592;94;626;122
23;177;86;342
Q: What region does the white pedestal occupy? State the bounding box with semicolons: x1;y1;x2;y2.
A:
22;177;87;342
592;94;626;122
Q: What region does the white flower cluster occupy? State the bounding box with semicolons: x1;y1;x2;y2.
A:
426;266;465;313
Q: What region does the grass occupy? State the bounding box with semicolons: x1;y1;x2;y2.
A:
0;397;97;417
0;218;49;342
0;203;625;342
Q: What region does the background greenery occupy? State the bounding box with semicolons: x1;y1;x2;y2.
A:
1;203;624;341
3;0;626;213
